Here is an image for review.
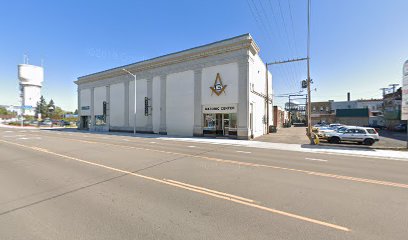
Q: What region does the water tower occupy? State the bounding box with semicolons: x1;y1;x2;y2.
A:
18;64;44;116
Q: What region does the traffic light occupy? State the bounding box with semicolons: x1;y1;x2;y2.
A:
301;80;308;89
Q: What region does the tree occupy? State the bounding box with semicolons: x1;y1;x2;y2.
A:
46;99;55;118
74;109;78;115
47;99;55;109
0;107;8;115
36;95;47;119
50;106;65;119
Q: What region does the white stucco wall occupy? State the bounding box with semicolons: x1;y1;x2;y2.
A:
166;70;194;136
79;89;91;116
152;76;161;133
129;79;148;128
202;62;239;105
93;86;106;116
249;54;271;137
109;82;125;127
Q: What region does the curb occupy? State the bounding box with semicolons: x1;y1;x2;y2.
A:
317;143;407;151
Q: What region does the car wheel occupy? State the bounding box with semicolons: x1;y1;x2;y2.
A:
363;138;374;146
331;137;340;144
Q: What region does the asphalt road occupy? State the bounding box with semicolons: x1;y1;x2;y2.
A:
0;128;407;240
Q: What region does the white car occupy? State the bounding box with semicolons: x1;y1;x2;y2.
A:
316;127;336;138
329;123;343;129
324;127;379;145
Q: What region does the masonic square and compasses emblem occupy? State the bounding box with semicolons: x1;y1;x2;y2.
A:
210;73;227;96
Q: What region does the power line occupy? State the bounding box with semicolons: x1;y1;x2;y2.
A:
247;0;293;93
271;0;304;93
286;0;303;81
247;0;307;97
271;0;303;84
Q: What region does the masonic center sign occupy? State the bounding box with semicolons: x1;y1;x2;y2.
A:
210;73;227;96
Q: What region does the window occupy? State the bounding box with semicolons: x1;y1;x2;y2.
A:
366;129;376;134
355;129;366;134
326;106;329;112
345;129;355;133
320;106;323;111
203;114;216;130
313;106;316;111
229;113;237;129
95;115;106;125
337;127;347;133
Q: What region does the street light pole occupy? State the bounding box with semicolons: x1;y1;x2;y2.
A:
122;68;137;135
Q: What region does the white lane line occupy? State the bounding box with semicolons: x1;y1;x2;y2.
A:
5;131;13;133
305;158;328;162
150;142;157;144
18;137;29;140
187;145;196;148
236;150;251;154
122;139;130;141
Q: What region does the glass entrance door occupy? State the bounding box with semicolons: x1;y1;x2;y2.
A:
203;113;237;137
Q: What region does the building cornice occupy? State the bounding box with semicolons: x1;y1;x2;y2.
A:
76;34;259;85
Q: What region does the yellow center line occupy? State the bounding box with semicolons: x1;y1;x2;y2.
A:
17;133;408;190
0;139;350;232
163;179;256;203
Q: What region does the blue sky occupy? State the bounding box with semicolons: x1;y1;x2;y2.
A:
0;0;407;111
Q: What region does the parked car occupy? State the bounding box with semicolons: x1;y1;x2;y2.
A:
316;127;336;138
329;123;343;129
394;123;407;132
41;120;52;126
314;122;329;128
324;127;379;145
60;120;71;126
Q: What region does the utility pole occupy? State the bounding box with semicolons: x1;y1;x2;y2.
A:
380;87;387;115
306;0;313;143
265;63;269;133
379;88;388;97
389;84;399;93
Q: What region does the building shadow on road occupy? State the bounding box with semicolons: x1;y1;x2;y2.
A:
42;128;169;139
378;129;406;141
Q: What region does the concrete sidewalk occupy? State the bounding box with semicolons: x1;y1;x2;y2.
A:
4;124;408;160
